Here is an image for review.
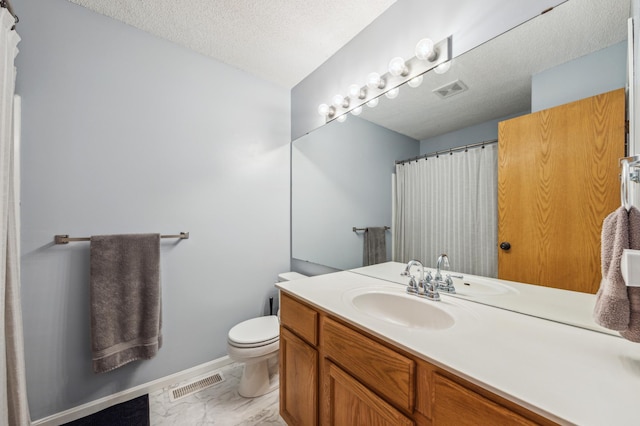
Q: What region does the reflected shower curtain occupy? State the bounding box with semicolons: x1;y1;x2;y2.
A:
0;9;30;425
393;144;498;277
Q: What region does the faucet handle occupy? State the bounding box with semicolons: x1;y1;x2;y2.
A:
405;275;419;294
437;274;456;294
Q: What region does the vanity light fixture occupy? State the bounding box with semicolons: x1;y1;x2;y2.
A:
388;57;409;77
317;103;335;118
415;38;437;61
385;87;400;99
348;84;367;100
407;75;423;88
332;94;349;108
366;72;386;90
317;35;452;123
434;60;451;74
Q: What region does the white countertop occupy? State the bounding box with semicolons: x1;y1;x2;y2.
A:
276;269;640;426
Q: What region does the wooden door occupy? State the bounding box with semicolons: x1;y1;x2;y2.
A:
280;327;318;426
498;88;625;293
325;361;414;426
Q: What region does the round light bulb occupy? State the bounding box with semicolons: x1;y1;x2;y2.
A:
318;103;329;116
332;94;345;107
434;61;451;74
348;84;365;99
336;114;347;123
366;98;379;108
415;38;437;61
351;106;363;116
366;72;385;90
388;57;408;77
385;87;400;99
407;75;423;88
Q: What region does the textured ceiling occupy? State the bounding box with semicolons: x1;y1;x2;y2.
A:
66;0;397;88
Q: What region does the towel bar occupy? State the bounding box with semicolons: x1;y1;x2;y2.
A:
54;232;189;245
352;226;390;233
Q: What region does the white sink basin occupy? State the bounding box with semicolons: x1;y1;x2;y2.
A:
348;290;455;330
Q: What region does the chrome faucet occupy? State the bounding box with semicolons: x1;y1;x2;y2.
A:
401;260;440;301
435;254;449;282
401;259;423;294
435;254;458;294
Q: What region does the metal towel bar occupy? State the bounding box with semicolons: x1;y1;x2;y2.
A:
54;232;189;245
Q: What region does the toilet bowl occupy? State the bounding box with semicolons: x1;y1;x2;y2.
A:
227;271;307;398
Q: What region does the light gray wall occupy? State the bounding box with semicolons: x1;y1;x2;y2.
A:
291;0;565;140
15;0;290;420
419;112;527;154
532;41;627;112
292;117;418;271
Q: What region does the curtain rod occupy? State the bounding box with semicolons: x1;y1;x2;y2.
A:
395;139;498;165
0;0;18;29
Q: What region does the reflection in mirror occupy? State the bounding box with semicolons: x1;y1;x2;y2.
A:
292;0;631;334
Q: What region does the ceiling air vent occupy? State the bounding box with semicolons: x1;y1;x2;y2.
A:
432;79;468;99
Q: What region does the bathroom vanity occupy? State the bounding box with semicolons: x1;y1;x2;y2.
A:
277;270;640;425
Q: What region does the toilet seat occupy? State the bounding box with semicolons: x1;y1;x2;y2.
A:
228;315;279;348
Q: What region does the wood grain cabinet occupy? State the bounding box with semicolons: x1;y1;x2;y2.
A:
279;293;555;426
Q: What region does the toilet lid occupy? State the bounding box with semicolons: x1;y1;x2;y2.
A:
228;315;279;346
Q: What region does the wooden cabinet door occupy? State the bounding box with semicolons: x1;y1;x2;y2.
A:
325;361;414;426
498;88;625;293
280;327;318;426
433;374;536;426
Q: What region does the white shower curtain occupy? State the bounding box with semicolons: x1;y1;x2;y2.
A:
0;9;30;425
393;144;498;277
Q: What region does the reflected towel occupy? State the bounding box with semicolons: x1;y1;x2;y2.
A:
621;207;640;342
363;227;387;266
594;207;631;330
90;234;162;373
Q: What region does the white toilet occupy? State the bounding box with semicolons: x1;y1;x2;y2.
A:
227;272;307;398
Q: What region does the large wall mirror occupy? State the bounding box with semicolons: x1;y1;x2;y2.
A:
292;0;630;332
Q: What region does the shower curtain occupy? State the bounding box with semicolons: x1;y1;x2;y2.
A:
393;144;498;277
0;8;30;425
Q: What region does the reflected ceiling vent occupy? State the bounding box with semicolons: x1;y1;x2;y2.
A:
433;79;468;99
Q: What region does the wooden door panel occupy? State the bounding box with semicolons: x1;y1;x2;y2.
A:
326;361;413;426
498;89;625;293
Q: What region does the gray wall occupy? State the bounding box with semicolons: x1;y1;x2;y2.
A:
420;112;527;154
291;0;565;140
15;0;290;420
292;117;418;271
532;41;627;112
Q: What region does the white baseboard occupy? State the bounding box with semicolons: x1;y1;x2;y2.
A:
31;356;234;426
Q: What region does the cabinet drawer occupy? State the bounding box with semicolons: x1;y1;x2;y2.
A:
433;373;536;425
280;293;318;346
322;317;415;412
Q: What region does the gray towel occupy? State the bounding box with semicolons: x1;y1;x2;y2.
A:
90;234;162;373
363;227;387;266
594;207;631;330
621;207;640;342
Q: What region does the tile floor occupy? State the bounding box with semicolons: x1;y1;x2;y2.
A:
149;362;286;425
